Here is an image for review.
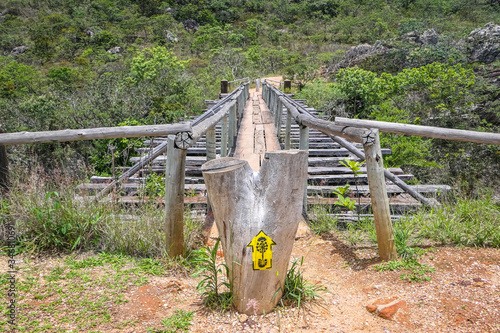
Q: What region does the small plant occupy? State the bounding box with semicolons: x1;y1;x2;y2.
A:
275;257;325;308
310;205;338;234
339;159;364;219
374;258;435;283
342;223;365;246
333;184;356;211
143;173;165;198
147;309;194;333
190;238;233;311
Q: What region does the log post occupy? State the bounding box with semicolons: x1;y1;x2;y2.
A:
284;80;291;92
206;126;216;161
276;99;283;141
363;129;397;261
164;135;187;257
221;116;228;157
0;127;9;193
228;104;236;151
285;110;292;150
221;80;229;94
201;150;308;315
299;125;310;214
256;79;261;92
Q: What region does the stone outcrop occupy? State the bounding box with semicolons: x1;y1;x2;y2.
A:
182;19;199;32
467;22;500;64
11;46;26;56
107;47;121;54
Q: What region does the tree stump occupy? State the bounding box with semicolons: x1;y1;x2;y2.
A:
201;150;308;314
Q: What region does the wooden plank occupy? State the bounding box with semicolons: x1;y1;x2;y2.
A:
307;184;451;195
0;123;191;145
307;148;392;157
308;174;414;185
335;117;500;146
308;167;404;175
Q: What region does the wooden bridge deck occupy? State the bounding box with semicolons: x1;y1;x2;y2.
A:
76;83;451;219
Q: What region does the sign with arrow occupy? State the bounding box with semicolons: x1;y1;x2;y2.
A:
246;230;276;270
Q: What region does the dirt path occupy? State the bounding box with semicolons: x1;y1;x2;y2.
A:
7;238;499;332
233;78;281;171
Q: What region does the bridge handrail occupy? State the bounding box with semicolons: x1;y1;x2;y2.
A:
262;81;434;208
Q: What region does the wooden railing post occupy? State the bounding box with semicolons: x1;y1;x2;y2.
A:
221;116;228;157
221;80;228;94
284;80;291;91
165;135;187;257
228;103;236;151
363;129;397;261
0;127;9;193
285;110;292;149
277;99;283;137
299;125;309;214
206;126;216;212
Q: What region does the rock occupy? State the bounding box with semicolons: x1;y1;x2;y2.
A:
165;30;178;43
182;19;200;32
11;46;26;56
107;47;121;54
165;7;174;14
420;29;439;45
366;298;407;320
239;314;248;323
334;42;387;71
467;22;500;63
84;28;94;38
402;30;420;43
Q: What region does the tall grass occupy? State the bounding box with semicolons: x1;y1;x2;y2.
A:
1;165;204;257
308;193;500;250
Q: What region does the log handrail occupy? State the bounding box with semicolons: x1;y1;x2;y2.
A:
335;117;500;146
262;81;434;207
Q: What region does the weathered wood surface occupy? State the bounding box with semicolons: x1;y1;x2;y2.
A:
335;117;500;146
329;135;434;207
308;174;414;185
94;140;170;200
164;135;187;257
363;129;397;261
201;150;308;314
0;127;8;192
0;123;191;145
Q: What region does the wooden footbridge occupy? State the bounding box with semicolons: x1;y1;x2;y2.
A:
1;78;500;264
74;80;450;217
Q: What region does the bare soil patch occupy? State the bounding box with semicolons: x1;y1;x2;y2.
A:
2;236;500;332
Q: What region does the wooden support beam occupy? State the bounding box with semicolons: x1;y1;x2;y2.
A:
285;110;292;150
206;126;216;162
329;135;434;207
221;116;228;157
363;129;397;261
165;135;187;258
300;125;310;215
201;150;308;314
335;117;500;146
0;128;9;192
0;123;191;146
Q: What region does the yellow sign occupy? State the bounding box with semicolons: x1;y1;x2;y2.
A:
247;230;276;270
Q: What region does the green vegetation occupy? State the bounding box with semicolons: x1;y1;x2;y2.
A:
276;257;326;308
190;238;233;312
147;310;194;333
2;167;203;257
0;252;175;332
